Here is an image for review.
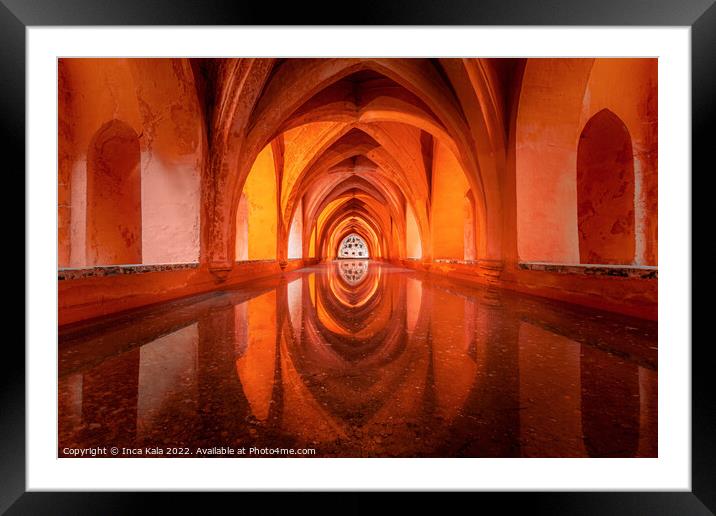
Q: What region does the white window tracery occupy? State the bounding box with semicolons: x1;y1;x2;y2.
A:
338;233;369;258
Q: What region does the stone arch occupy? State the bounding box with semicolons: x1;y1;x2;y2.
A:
319;202;387;260
332;225;378;259
206;58;502;271
313;190;398;260
279;123;430;258
325;214;383;259
304;176;407;259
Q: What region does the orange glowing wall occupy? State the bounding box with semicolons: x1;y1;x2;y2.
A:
244;145;278;260
579;58;658;265
309;227;317;258
58;58;203;268
391;222;401;261
235;193;249;261
430;141;470;260
57;57;659;325
516;58;657;265
405;204;422;259
516;59;591;264
59;58;143;267
130;59;203;265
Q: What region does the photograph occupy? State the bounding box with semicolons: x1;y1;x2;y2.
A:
3;0;711;503
56;57;659;459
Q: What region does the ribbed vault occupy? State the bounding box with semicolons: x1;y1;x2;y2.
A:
201;58;510;272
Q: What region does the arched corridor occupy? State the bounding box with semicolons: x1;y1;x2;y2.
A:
57;58;658;458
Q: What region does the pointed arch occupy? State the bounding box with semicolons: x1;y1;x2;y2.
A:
577;109;635;264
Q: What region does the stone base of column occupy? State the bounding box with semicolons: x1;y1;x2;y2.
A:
209;265;233;282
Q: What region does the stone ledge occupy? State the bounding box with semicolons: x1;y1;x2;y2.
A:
58;263;199;281
433;259;480;265
519;262;658;279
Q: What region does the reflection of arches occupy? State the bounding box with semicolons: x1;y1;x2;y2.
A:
86;120;142;265
577;109;635;264
205;58;503;271
318;196;388;260
580;346;640;457
337;233;370;259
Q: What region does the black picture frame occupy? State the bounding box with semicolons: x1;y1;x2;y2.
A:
7;0;713;513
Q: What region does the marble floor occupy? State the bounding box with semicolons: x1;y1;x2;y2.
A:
58;261;657;458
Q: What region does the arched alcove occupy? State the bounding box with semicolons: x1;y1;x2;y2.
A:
431;140;470;259
405;204;422;259
577;109;635;264
234;193;249;261
338;234;370;259
288;199;303;259
464;191;477;261
86;119;142;265
242;144;278;260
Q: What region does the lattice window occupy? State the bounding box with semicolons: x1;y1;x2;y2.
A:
338;233;369;258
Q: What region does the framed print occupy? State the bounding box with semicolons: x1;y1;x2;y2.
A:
8;0;714;512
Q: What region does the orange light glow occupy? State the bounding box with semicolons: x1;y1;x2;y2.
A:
58;57;657;323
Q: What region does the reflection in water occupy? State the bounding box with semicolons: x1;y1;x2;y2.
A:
58;261;657;457
337;259;369;285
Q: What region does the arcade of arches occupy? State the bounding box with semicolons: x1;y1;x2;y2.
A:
58;58;658;458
